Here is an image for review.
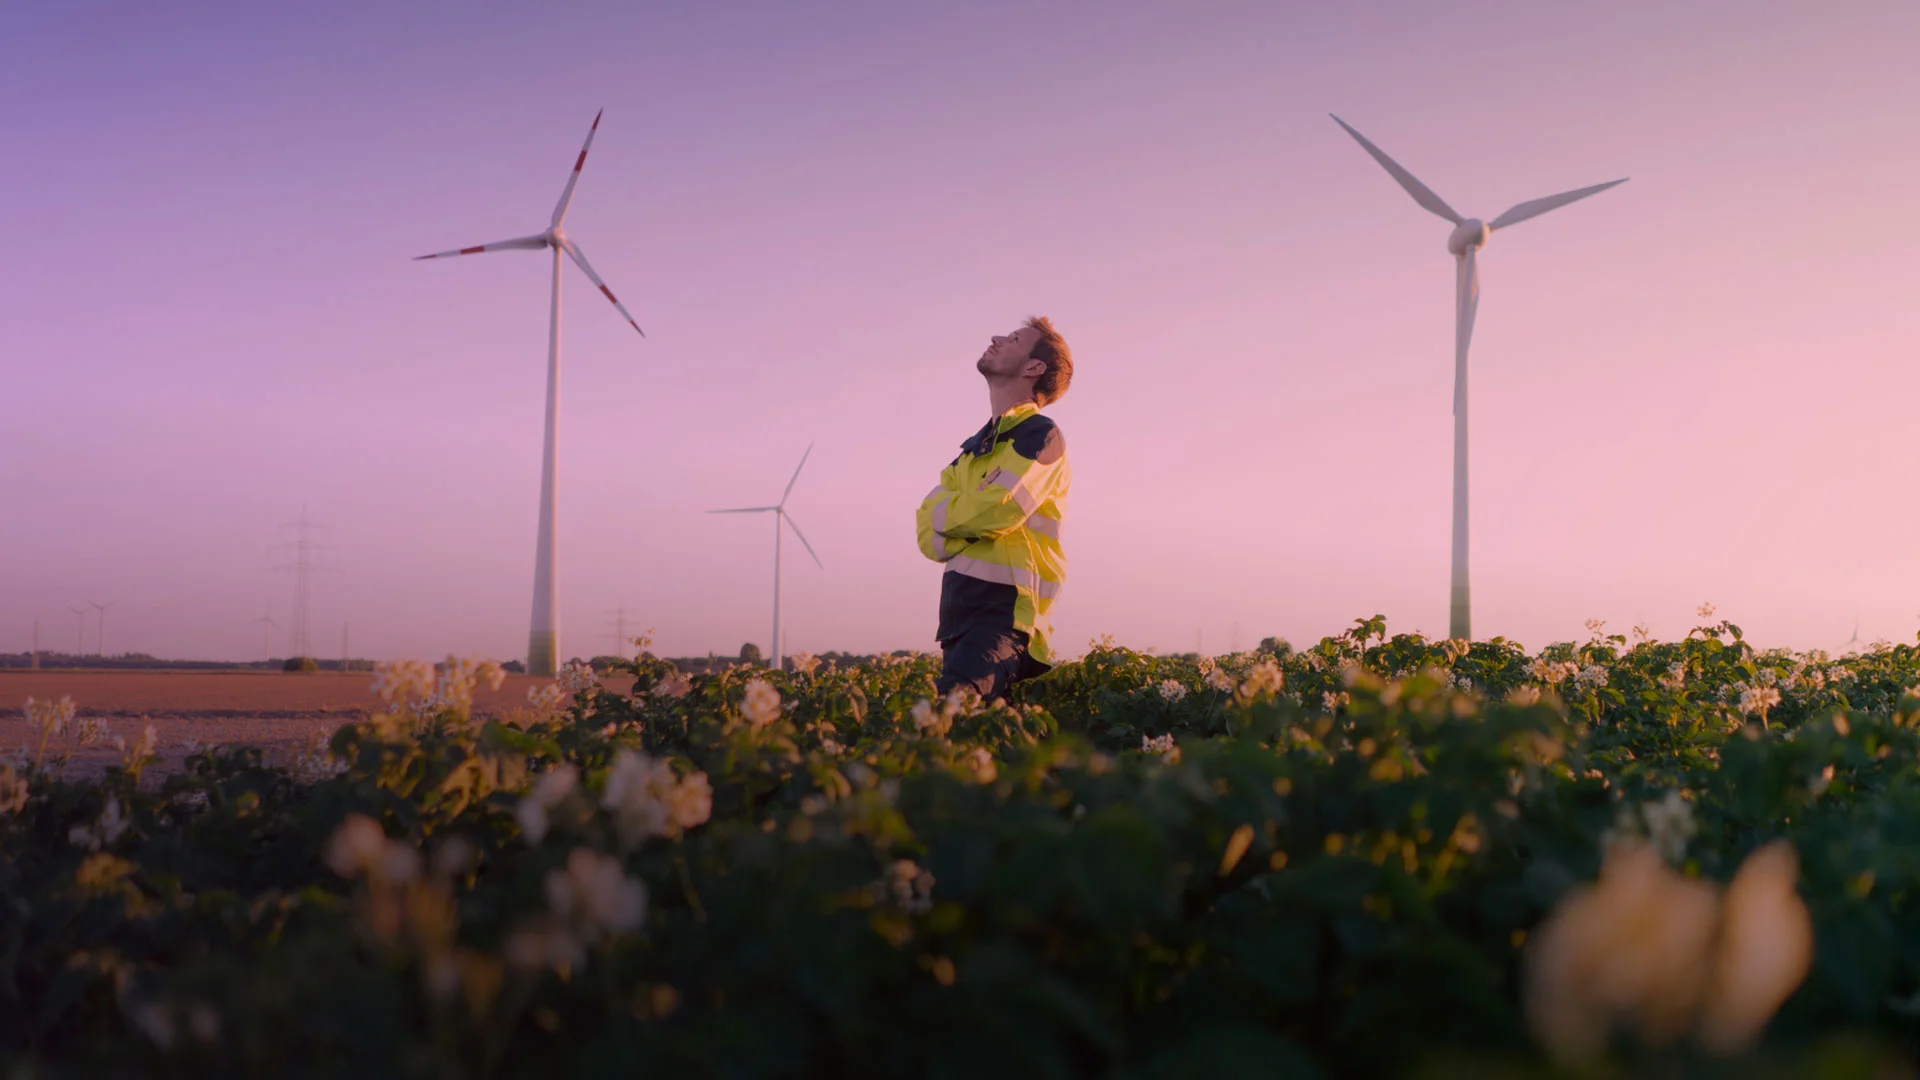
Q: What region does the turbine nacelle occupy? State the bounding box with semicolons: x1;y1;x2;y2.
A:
1446;218;1489;256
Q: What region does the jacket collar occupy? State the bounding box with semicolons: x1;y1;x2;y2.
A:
962;401;1041;457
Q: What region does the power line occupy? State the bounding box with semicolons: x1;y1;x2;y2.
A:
270;506;338;659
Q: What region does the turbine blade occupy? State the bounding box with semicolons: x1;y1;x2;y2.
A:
707;506;778;514
780;443;814;507
1488;178;1627;230
782;512;823;569
561;239;646;337
413;233;550;260
1330;115;1462;225
552;109;603;228
1454;248;1479;416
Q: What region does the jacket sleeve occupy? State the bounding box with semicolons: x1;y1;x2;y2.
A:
924;422;1067;543
915;463;969;563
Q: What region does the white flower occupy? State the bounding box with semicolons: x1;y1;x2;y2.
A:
1525;841;1720;1061
1638;791;1698;864
1237;661;1284;703
910;691;971;738
544;847;646;939
789;652;820;676
602;749;711;846
740;678;782;729
371;661;436;710
1204;666;1235;692
1697;841;1814;1055
1154;679;1188;703
1575;665;1609;690
516;764;579;844
1140;733;1179;762
656;673;692;699
876;859;935;915
1737;686;1781;717
290;733;346;784
961;746;998;784
25;695;76;738
68;797;129;852
527;682;570;718
819;735;846;756
557;661;599;696
1659;663;1687;692
1321;691;1350;712
1507;685;1543;707
1525;838;1813;1062
323;812;419;882
74;714;112;746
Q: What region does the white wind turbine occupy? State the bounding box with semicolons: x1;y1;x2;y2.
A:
1332;115;1626;642
415;109;646;677
708;446;823;672
250;609;278;664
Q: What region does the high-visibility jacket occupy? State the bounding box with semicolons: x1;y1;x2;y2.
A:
915;401;1070;666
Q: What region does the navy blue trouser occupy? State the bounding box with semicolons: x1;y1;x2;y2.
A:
935;626;1041;702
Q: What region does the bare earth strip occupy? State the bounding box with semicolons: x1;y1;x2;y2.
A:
0;670;633;780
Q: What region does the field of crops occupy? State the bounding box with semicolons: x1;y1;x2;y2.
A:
5;616;1920;1077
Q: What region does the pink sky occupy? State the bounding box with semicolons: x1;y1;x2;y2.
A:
4;1;1918;663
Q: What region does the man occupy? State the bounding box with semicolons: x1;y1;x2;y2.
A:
915;316;1073;701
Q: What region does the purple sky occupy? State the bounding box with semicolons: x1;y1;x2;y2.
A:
5;0;1919;663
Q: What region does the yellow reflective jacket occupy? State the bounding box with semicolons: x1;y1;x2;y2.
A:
915;402;1069;665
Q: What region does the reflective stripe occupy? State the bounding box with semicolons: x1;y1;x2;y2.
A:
930;498;949;535
985;467;1039;513
1024;512;1061;540
946;554;1062;600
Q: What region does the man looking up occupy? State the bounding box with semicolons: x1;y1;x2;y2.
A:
916;316;1073;701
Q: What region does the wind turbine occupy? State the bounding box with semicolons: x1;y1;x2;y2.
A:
65;605;86;658
415;109;646;677
1331;115;1626;641
708;446;823;672
251;610;278;664
87;599;115;658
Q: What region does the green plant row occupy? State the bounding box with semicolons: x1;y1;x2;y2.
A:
2;617;1918;1078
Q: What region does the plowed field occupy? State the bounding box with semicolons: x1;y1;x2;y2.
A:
0;670;630;779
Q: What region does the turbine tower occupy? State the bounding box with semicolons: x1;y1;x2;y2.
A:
415;109;646;677
708;446;823;672
65;605;86;659
251;610;278;664
1332;115;1626;641
87;599;115;658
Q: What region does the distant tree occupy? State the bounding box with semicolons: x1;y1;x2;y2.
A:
739;642;763;666
589;655;625;674
283;656;319;673
502;660;526;674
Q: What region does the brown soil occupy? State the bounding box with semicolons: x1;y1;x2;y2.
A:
0;670;632;781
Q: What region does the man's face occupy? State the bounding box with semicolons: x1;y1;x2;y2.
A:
977;325;1044;379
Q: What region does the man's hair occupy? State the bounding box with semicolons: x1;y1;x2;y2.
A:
1025;315;1072;406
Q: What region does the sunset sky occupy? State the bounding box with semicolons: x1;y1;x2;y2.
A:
4;0;1918;663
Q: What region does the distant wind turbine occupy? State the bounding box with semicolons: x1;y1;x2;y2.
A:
1844;618;1861;654
708;446;823;672
1332;114;1626;641
65;606;87;658
251;610;278;664
415;109;646;676
86;599;115;658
